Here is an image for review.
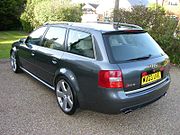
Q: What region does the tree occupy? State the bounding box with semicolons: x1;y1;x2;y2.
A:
0;0;25;30
20;0;44;32
21;0;82;32
113;5;180;65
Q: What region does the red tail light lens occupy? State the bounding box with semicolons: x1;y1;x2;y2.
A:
142;72;148;77
98;70;123;88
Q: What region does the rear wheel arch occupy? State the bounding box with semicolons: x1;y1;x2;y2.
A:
53;68;80;93
55;73;80;114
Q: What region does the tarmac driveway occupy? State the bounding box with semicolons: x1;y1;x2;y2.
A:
0;60;180;135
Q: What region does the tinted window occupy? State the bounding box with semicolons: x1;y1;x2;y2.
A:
103;32;165;62
26;27;47;45
68;30;94;58
43;27;66;50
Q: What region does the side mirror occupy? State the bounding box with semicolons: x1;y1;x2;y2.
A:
23;37;32;48
19;38;26;43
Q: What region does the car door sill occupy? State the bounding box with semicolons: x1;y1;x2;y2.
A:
20;66;55;91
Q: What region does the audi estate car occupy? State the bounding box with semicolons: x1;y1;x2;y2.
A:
10;22;171;115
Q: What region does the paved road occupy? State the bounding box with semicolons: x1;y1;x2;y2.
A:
0;60;180;135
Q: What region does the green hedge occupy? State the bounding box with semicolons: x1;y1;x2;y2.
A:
114;5;180;66
21;0;82;32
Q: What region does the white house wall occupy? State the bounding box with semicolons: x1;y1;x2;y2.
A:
81;14;98;22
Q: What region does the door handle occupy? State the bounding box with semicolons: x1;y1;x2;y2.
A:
52;59;57;64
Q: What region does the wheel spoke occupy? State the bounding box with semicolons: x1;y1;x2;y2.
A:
11;53;17;71
56;90;65;98
67;97;73;108
66;87;72;96
12;57;16;61
60;81;67;92
14;59;16;64
11;59;14;67
62;98;68;110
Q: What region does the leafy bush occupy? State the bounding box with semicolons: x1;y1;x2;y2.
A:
114;6;180;65
21;0;82;32
20;0;45;32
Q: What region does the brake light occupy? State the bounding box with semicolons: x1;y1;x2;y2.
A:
98;70;123;88
124;30;141;33
142;72;148;77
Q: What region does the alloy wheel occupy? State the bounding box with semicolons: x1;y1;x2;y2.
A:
56;80;74;112
10;52;17;72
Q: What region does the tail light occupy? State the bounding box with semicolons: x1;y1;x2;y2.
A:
142;72;148;77
98;70;123;88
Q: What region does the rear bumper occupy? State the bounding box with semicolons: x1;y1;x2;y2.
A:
86;76;171;114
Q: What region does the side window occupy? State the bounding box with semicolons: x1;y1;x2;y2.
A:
42;27;66;50
67;30;94;58
26;27;47;45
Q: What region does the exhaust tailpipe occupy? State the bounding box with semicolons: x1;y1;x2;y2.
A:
124;109;133;114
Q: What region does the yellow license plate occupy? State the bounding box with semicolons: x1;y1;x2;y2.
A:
141;72;161;85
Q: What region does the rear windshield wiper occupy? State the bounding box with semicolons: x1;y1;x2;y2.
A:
126;54;152;61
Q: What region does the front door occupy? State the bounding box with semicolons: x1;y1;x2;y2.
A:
33;26;67;85
18;27;47;73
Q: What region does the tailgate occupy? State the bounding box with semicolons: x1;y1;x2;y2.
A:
117;56;170;92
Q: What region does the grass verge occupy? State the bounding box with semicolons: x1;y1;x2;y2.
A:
0;31;27;59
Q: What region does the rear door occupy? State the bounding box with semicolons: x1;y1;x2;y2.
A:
34;26;67;85
103;31;170;92
61;29;97;103
18;27;47;73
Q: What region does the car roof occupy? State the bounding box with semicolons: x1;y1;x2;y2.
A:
44;22;143;33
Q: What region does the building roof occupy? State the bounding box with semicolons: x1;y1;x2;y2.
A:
127;0;149;6
89;3;99;9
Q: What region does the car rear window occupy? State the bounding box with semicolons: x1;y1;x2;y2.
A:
103;32;165;63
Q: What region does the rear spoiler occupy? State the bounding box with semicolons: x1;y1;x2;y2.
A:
103;30;146;35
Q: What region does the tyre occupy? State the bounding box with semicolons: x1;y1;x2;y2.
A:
55;77;78;115
10;51;21;73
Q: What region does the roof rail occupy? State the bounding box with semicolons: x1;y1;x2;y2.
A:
43;21;72;26
43;21;143;30
91;21;143;30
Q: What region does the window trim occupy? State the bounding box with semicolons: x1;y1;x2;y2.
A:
103;31;147;64
103;32;164;64
25;26;48;46
40;26;67;51
66;28;97;60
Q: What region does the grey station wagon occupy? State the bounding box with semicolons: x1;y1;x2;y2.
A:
10;22;171;115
